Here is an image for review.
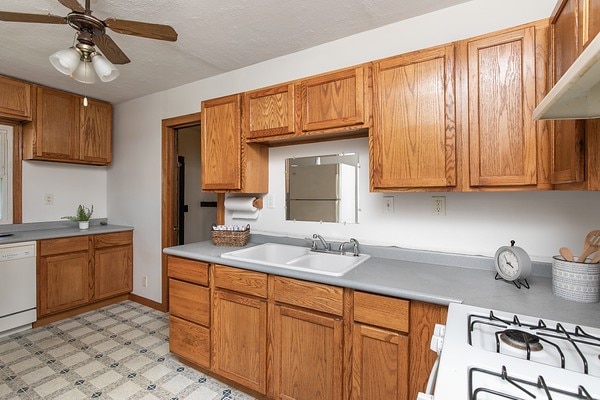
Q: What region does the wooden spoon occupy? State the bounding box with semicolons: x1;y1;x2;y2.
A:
559;247;574;262
578;230;600;262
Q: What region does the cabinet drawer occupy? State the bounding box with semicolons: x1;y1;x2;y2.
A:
94;231;132;248
273;276;343;316
169;279;210;326
169;316;210;368
354;291;409;333
214;265;268;298
40;236;89;256
167;256;209;286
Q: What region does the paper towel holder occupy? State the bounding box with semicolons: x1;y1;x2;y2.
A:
252;197;263;210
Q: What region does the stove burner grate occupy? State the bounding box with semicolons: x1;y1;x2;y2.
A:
499;329;543;352
469;366;595;400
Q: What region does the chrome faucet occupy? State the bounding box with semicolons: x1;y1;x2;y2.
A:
339;238;360;256
312;233;331;252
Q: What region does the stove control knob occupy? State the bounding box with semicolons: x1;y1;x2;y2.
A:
429;324;446;354
417;392;434;400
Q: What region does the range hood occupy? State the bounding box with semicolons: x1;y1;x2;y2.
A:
533;33;600;120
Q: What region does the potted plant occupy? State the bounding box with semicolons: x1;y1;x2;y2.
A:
62;205;94;230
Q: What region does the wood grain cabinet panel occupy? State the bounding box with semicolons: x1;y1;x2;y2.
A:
94;244;132;300
244;83;296;139
371;44;456;190
38;250;90;317
354;291;409;333
169;279;210;326
466;26;538;187
201;94;268;193
272;304;343;400
214;264;268;298
550;0;600;189
167;256;209;286
170;315;210;368
272;276;343;315
352;324;409;400
80;99;112;164
0;75;32;121
213;289;267;394
301;66;366;132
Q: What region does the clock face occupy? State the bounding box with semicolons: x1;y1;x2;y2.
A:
497;249;520;280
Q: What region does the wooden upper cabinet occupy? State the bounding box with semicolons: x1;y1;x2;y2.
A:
301;66;366;132
23;86;112;165
244;83;296;139
201;94;242;191
80;99;112;164
466;26;538;187
371;44;456;190
580;0;600;49
0;75;32;121
201;94;268;193
27;86;80;161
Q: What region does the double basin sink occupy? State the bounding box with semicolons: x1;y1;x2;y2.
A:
221;243;370;276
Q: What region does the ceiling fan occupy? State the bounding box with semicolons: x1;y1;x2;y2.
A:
0;0;178;83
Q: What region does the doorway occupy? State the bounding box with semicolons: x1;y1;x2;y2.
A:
175;124;217;245
161;113;224;310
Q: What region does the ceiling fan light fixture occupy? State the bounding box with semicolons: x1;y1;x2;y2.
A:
49;47;81;75
71;60;96;84
91;53;119;82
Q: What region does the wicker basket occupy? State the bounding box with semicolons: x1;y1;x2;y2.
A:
552;256;600;303
211;225;250;247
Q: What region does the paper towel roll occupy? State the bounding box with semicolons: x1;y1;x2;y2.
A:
225;197;259;220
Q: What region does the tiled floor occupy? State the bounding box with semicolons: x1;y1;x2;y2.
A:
0;301;256;400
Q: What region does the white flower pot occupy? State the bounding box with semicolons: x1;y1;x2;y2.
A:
79;221;89;230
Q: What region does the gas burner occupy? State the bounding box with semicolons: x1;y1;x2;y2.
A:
499;329;543;352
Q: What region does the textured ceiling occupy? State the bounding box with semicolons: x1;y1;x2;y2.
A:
0;0;471;104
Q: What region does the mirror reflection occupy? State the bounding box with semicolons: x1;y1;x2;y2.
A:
285;153;359;224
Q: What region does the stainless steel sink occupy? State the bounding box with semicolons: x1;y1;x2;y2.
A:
221;243;370;276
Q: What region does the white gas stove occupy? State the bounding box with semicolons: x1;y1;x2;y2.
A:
429;303;600;399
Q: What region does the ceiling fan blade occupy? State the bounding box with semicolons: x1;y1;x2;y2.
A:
57;0;85;13
104;18;178;41
94;34;131;65
0;11;66;24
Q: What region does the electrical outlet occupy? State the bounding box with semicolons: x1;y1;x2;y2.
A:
432;196;446;216
383;196;394;214
143;276;148;288
44;193;54;206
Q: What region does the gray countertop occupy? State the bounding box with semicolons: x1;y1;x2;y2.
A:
0;220;134;244
164;237;600;328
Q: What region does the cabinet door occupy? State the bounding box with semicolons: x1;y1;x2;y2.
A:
94;244;132;300
38;251;90;316
80;99;112;164
552;0;587;185
372;45;456;189
201;94;242;190
170;315;210;368
273;304;343;400
581;0;600;48
213;289;267;394
244;83;296;139
467;27;537;187
352;324;409;400
0;76;31;121
301;67;365;132
34;87;80;160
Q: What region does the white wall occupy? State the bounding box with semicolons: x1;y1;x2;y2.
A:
22;161;107;222
109;0;580;303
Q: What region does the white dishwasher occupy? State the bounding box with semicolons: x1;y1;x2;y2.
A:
0;241;37;337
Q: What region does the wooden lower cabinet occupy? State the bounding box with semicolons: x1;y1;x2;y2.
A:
170;315;210;368
37;232;134;321
213;289;267;394
352;324;409;400
272;304;344;400
38;251;90;316
167;260;448;400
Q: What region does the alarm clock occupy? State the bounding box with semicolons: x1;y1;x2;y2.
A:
494;240;531;289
